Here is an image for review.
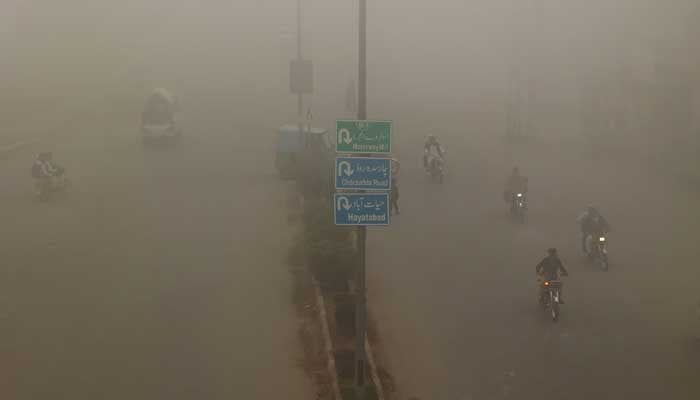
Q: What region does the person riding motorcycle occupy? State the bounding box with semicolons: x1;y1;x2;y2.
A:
536;248;569;304
503;167;528;210
32;152;64;188
423;135;444;170
577;205;611;253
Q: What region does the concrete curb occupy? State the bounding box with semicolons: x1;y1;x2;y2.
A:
348;280;387;400
365;336;386;400
314;278;386;400
313;277;343;400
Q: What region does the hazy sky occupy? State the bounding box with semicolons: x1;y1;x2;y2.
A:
2;1;697;138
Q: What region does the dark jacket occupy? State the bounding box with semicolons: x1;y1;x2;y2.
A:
536;255;568;280
580;214;610;234
506;175;528;194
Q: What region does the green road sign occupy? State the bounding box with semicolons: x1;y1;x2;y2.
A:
336;120;392;153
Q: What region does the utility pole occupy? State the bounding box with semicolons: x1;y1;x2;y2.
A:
297;0;304;141
355;1;368;399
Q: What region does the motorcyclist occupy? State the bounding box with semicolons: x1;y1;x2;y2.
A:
390;158;400;215
390;157;401;182
32;152;64;187
423;135;444;170
503;167;528;210
536;248;569;304
577;205;611;253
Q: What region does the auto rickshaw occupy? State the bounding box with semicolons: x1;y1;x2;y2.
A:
275;124;330;179
141;88;182;144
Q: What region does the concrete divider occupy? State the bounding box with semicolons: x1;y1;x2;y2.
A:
313;276;387;400
347;280;387;400
313;277;344;400
365;336;386;400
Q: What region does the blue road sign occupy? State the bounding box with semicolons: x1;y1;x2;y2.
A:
334;193;390;226
335;157;391;191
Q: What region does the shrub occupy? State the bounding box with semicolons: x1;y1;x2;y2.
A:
301;196;357;290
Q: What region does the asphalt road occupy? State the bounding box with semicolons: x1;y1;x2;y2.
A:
369;129;700;400
0;100;309;399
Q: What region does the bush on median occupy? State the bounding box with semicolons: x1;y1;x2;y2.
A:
300;196;357;291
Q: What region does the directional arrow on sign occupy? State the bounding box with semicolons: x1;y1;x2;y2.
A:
338;128;352;144
333;193;390;226
337;196;352;211
336;120;391;153
335;157;391;191
337;161;354;176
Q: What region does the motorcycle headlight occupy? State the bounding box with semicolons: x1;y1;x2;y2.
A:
516;193;523;198
599;237;606;242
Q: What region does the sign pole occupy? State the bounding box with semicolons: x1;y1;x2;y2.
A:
355;0;368;398
296;0;304;145
358;0;367;122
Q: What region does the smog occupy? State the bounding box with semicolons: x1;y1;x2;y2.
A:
1;1;698;399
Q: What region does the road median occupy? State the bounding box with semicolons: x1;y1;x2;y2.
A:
288;184;394;400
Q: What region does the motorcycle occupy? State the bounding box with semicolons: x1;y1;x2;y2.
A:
585;232;609;271
35;168;69;202
424;145;445;184
510;193;527;223
425;151;445;183
539;279;563;322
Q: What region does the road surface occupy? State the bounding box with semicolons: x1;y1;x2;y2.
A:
369;128;700;400
0;93;309;399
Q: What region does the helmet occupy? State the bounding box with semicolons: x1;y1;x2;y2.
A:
587;205;598;216
547;247;557;255
427;134;436;142
512;166;520;175
38;152;52;161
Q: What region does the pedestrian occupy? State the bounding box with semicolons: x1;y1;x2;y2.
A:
390;179;400;215
390;157;400;215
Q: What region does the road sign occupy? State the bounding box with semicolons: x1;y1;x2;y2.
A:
336;120;391;153
335;157;391;191
334;193;390;226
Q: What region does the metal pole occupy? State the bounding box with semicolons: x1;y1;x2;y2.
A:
297;0;304;144
358;0;367;121
355;0;368;398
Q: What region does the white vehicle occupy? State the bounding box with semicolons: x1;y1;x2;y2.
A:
141;88;182;144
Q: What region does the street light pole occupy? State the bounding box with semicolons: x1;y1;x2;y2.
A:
358;0;367;121
355;1;368;398
297;0;304;142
